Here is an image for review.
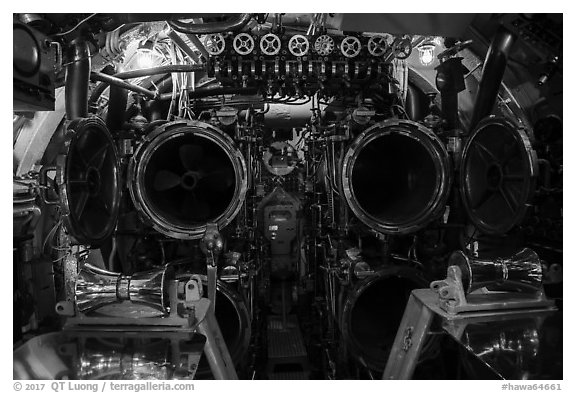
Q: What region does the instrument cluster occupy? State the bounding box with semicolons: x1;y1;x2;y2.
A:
205;31;413;97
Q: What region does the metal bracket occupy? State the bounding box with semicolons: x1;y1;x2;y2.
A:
430;265;555;315
430;265;467;309
200;223;223;312
184;275;203;304
55;301;75;317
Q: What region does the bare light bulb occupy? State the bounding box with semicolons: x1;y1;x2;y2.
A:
418;44;435;66
135;50;155;69
134;39;159;70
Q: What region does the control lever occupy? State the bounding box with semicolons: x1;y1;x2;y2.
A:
200;222;224;312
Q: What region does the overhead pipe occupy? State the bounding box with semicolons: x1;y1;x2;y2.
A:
469;26;517;131
65;38;91;119
89;73;174;109
90;72;157;100
168;13;254;34
89;65;205;108
104;13;214;24
98;13;220;31
186;33;210;60
91;63;206;106
113;64;206;80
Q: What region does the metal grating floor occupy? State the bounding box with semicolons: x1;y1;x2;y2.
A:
269;371;309;380
267;315;307;359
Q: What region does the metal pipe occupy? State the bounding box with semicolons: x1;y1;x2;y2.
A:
13;204;42;232
90;66;205;108
108;236;117;271
99;14;221;30
405;85;421;121
105;65;128;131
538;159;552;189
113;64;206;80
186;33;210;60
90;74;172;113
168;14;253;34
143;76;174;121
469;26;516;131
90;72;157;100
148;75;173;92
65;38;91;119
88;81;109;109
167;28;200;63
158;86;257;101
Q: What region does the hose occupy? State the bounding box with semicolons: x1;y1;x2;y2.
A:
65;39;91;119
88;81;109;111
469;26;516;131
168;14;253;34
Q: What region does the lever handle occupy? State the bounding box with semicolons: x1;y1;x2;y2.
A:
38;165;60;205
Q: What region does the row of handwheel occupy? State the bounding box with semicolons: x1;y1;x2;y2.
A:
201;32;412;59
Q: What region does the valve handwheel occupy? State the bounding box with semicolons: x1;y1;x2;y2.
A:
340;36;362;58
233;33;255;55
288;34;310;56
392;35;413;60
260;33;281;56
368;35;391;57
314;35;335;56
204;33;226;56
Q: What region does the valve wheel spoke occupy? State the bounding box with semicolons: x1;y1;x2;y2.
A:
499;186;519;213
473;142;499;165
471;188;497;210
74;191;90;219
